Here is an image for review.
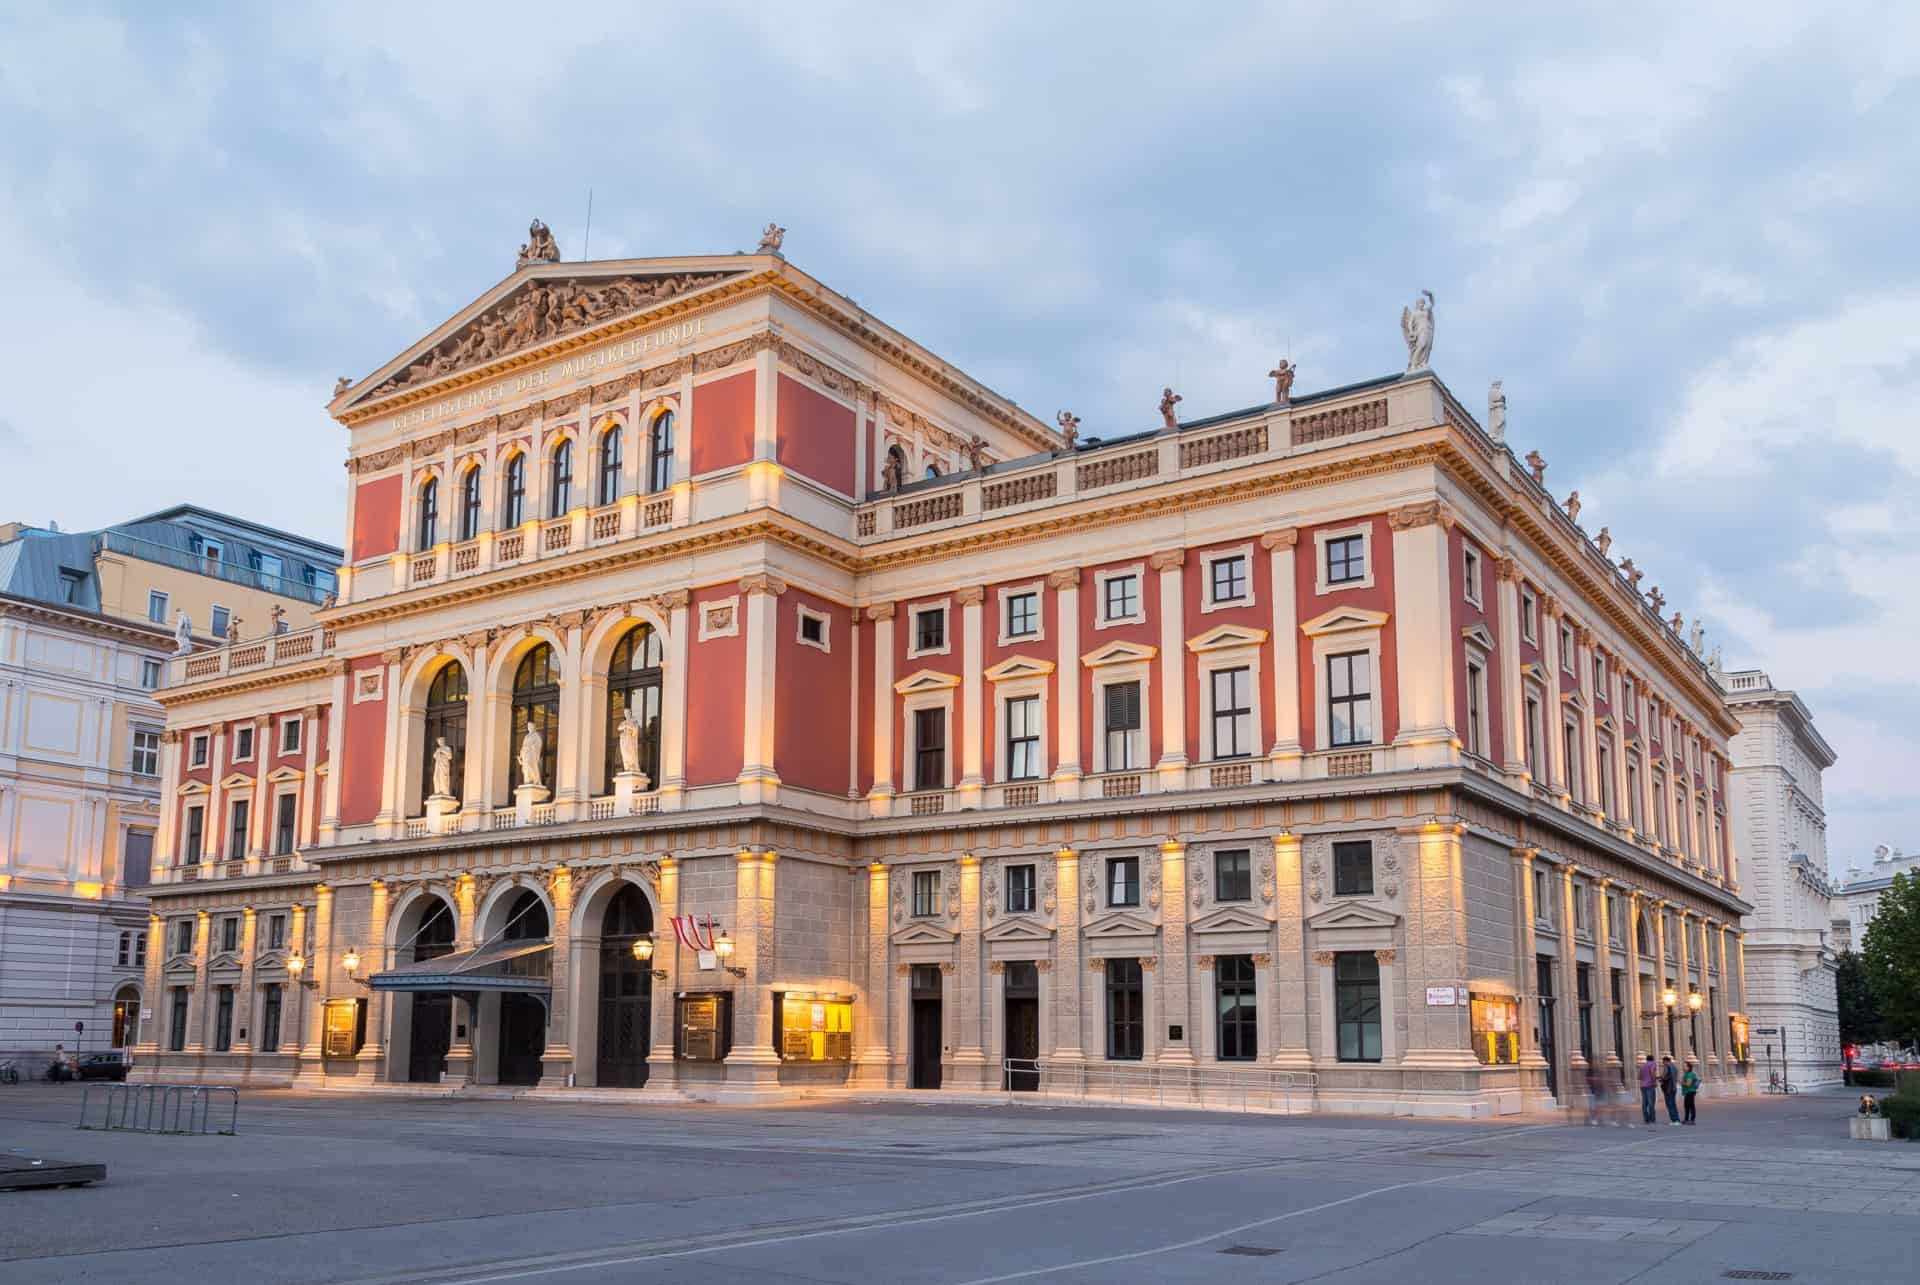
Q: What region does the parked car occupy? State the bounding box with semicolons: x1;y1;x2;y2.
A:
74;1052;128;1081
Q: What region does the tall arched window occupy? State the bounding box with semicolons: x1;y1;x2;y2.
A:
597;424;623;507
417;476;439;549
924;461;943;480
509;644;560;792
549;440;574;517
604;623;664;793
458;466;483;541
420;662;468;807
883;444;906;492
500;888;549;940
647;412;674;494
503;454;527;527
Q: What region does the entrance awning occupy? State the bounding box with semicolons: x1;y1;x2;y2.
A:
368;940;552;994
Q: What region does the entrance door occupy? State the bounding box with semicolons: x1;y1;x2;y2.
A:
1536;956;1558;1100
596;884;654;1088
910;964;943;1090
1003;961;1039;1091
409;900;456;1083
497;994;546;1085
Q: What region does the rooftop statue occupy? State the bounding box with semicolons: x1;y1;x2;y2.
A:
756;222;786;255
1055;410;1080;447
516;218;561;269
1564;490;1581;524
174;610;193;654
1596;526;1611;557
1525;449;1547;485
1268;359;1297;405
1159;387;1182;430
333;376;352;398
1401;289;1434;372
1487;380;1506;443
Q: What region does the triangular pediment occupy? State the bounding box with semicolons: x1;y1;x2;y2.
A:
1305;901;1401;931
984;916;1054;942
1561;688;1588;712
220;772;253;790
337;256;752;410
163;955;199;978
1597;712;1619;733
208;951;241;970
891;919;957;946
266;765;305;783
1521;661;1547;682
1461;622;1497;651
1081;640;1157;668
1085;910;1160;938
1186;624;1269;653
984;655;1056;681
1191;905;1275;934
895;668;962;695
1300;606;1390;637
176;780;209;797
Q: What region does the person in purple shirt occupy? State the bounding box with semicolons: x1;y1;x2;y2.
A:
1638;1053;1658;1125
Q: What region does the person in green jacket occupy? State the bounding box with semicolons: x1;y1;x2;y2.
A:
1681;1058;1701;1125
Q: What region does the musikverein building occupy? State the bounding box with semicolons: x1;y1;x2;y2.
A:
133;225;1754;1114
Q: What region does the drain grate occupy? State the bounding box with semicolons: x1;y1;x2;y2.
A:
1722;1273;1793;1281
1219;1246;1281;1257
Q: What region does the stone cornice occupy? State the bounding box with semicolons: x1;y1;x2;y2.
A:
0;591;175;649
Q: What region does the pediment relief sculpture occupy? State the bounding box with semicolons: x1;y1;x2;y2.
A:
366;271;732;400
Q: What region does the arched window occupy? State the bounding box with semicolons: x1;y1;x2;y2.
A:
549;440;574;517
883;444;907;492
924;462;942;480
597;424;623;507
417;476;439;549
458;467;483;541
509;643;559;793
500;888;549;940
647;412;674;494
502;454;527;527
604;623;664;793
420;662;468;807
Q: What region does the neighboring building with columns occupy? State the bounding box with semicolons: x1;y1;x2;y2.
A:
1722;668;1841;1085
133;232;1753;1114
0;507;334;1067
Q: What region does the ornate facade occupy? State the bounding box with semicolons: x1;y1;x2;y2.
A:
135;239;1753;1114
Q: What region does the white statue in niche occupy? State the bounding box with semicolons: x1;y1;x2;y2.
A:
431;736;454;798
174;610;193;653
518;721;544;790
617;696;642;776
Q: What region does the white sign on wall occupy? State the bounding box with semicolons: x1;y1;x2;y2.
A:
1425;986;1459;1007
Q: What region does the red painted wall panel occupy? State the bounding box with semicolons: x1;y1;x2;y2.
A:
1294;516;1398;750
351;475;402;562
774;374;856;497
894;595;965;788
690;371;756;477
1449;526;1506;766
686;584;746;786
1076;559;1160;766
1180;541;1275;763
980;577;1058;780
339;659;387;825
774;588;852;795
856;603;874;796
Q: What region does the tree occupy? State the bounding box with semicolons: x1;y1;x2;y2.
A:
1835;949;1881;1072
1861;871;1920;1049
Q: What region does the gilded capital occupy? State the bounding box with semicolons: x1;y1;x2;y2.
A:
739;573;788;597
1148;548;1187;571
1047;568;1082;591
867;602;896;622
1260;527;1299;551
1387;500;1446;531
1493;556;1525;584
956;586;986;607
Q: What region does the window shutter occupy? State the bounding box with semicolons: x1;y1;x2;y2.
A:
1106;681;1140;730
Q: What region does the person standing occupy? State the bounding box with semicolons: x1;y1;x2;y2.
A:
1583;1061;1606;1126
1681;1058;1701;1125
1660;1055;1682;1125
1638;1053;1658;1126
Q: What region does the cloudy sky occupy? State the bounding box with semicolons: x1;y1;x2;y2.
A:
4;3;1916;866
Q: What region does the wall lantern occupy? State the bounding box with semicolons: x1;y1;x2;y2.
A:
342;946;362;976
286;954;305;976
1660;986;1679;1010
631;935;654;962
1687;991;1704;1012
713;932;735;961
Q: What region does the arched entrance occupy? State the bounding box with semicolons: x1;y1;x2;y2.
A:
111;984;141;1049
408;901;456;1082
496;890;549;1086
596;884;654;1087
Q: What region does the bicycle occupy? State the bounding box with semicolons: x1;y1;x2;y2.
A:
1765;1072;1798;1095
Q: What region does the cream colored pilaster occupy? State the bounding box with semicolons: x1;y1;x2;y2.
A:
1541;597;1567;795
1624;889;1645;1060
247;718;271;858
1400;823;1476;1069
953;854;987;1086
957;586;985;805
1387;505;1454;768
1494;559;1527;778
135;914;164;1060
1510;848;1548;1092
285;902;307;1056
723;850;781;1091
1559;864;1585;1070
1595;879;1618;1067
853;862;891;1084
188;911;211;1052
737;575;785;805
1261;530;1302;774
358;880;389;1071
1050;569;1083;798
672;368;694;524
154;732;180;864
205;726;227;861
656;590;690;808
301;886;332;1066
375;649;405;836
231;907;257;1054
1270;832;1311;1067
554;612;587;817
295;702;319;850
1051;847;1083;1062
319;662;347;844
1652;902;1671;1058
1675;907;1694;1058
868;603;896;814
1150;550;1187;786
1156;839;1193;1065
541;866;573;1083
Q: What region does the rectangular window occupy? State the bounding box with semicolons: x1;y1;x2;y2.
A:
1593;654;1605;693
798;611;826;648
913;607;945;653
1214;849;1251;902
1623;677;1636;718
233;726;254;761
1607;893;1622;945
140;658;162;690
1597;741;1614;816
1105;957;1144;1060
1559;621;1574;672
190;734;209;768
1563;720;1581;802
274;793;298;855
1005;695;1041;781
214;985;234;1053
59;568;85;602
1611;968;1626;1060
1325;534;1366;585
1208;554;1248;605
1103;681;1142;770
200;539;223;563
1326;651;1373;747
1521;589;1538;643
1628;756;1643;830
169;987;189;1052
1106;856;1139;908
135;933;146;967
1005;591;1038;638
1465;661;1486;757
280;718;302;755
1215;954;1257;1061
1333;841;1373;897
228;800;250;860
210;606;231;639
174;918;194;957
1533;866;1553;926
912;707;946;790
1210;666;1253;759
221;916;238;953
268;913;286;950
1462;546;1481;603
1576;964;1594;1062
1102;573;1139;622
148;590;169;625
648;415;674;493
1525;695;1544;778
260;985;282;1054
1335;952;1383;1062
911;869;940;918
183;805;205;862
1573;884;1590;936
117;931;132;967
1006;863;1036;914
131;728;160;777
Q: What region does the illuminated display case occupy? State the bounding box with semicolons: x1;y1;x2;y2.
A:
1470;992;1521;1065
775;992;853;1062
322;998;365;1059
674;992;734;1062
1729;1013;1750;1064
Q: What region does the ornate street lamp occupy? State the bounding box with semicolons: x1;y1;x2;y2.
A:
342;946;362;976
1687;991;1704;1013
715;931;746;978
1661;986;1679;1011
630;935;654;963
286;954;305;976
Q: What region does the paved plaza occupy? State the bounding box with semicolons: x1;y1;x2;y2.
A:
3;1086;1917;1283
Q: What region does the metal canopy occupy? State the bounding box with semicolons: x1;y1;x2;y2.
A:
368;940;552;993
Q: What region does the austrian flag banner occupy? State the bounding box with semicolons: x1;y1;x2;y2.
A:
669;915;717;951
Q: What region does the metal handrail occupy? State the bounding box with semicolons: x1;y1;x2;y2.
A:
1001;1057;1317;1114
78;1083;239;1134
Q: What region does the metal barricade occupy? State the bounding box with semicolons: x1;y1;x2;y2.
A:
78;1083;239;1135
1002;1058;1317;1114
